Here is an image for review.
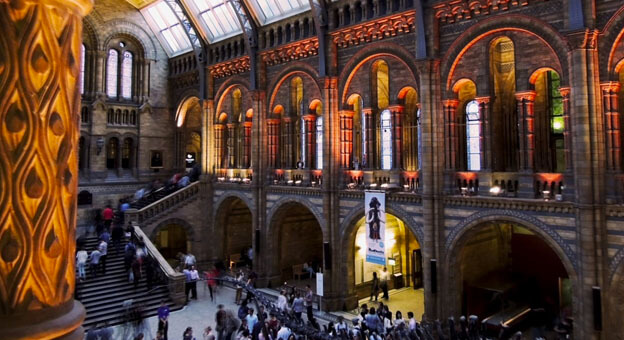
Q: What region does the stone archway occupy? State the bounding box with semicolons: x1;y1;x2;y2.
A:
444;216;577;330
214;195;254;269
151;218;195;267
267;201;324;285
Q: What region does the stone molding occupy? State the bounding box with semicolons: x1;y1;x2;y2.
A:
444;195;574;214
433;0;543;24
260;37;319;66
209;56;251;79
331;10;416;48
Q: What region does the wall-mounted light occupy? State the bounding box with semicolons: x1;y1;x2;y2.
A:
489;185;502;196
96;137;105;155
387;258;396;266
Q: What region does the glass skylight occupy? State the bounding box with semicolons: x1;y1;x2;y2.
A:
247;0;310;25
142;1;193;56
187;0;243;42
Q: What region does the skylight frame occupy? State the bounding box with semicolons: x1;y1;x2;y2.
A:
141;1;194;57
185;0;244;43
245;0;311;26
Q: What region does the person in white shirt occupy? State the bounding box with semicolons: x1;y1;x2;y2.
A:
76;248;88;280
276;326;291;340
98;240;108;274
189;265;200;300
277;290;288;312
185;253;196;268
334;316;348;337
89;249;102;278
407;311;417;331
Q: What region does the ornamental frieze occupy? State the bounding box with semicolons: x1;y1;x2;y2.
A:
434;0;546;24
260;38;319;66
209;56;251;79
331;10;416;48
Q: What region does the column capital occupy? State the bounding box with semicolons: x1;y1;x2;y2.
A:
243;121;253;128
443;99;459;107
226;122;238;128
339;109;355;117
302;113;318;121
387;104;404;112
515;91;537;101
362;107;374;115
266;118;281;124
600;81;621;93
559;87;571;97
321;77;339;89
214;123;226;130
474;96;491;104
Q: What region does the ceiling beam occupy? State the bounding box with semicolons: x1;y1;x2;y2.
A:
231;0;259;89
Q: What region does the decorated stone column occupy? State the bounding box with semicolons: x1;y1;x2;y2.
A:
339;110;354;168
516;91;536;171
601;82;621;172
214;124;225;169
559;88;572;171
443;99;458;170
362;108;375;168
303;113;317;168
242;121;252;168
389;104;403;169
475;97;491;170
0;0;92;339
267;118;280;168
226;122;237;168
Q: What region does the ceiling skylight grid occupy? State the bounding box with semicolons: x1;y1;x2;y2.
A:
247;0;311;25
188;0;244;42
142;1;194;56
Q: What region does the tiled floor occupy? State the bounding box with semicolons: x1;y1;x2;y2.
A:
355;287;426;321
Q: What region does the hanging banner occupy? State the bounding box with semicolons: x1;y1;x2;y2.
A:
365;191;386;265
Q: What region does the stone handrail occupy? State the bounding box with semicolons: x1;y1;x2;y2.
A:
124;181;200;225
132;225;186;306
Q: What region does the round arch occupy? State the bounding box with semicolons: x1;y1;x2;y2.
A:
600;5;624;80
215;83;251;122
213;193;255;268
102;20;159;60
441;15;570;90
443;210;578;318
340;52;419;107
175;95;201;128
266;199;325;283
268;67;322;115
266;196;327;235
340;202;426;311
149;218;195;264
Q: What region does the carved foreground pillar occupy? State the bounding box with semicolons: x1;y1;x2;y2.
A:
0;0;91;339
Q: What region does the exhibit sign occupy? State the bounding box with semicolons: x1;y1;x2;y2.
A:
365;191;386;265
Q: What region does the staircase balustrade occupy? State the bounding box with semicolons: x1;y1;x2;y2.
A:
131;225;186;306
125;181;200;225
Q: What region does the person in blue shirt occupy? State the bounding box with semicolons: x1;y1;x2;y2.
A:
157;300;170;340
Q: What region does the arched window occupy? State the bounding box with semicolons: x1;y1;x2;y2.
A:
466;100;481;171
80;44;86;95
78;136;86;170
122;138;132;169
107;109;114;124
106;49;119;97
381;109;392;170
316;116;323;170
534;70;565;173
107;137;119;169
121;51;133;99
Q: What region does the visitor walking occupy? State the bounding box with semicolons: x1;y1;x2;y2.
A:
157;300;170;340
111;223;124;254
89;248;102;279
292;293;304;323
305;285;315;322
370;272;380;302
98;239;108;275
76;248;88;281
102;205;114;232
189;265;199;300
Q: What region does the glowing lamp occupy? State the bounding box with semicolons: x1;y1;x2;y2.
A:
388;258;396;266
489;186;502;196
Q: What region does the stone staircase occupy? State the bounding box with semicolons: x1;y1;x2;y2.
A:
75;236;182;330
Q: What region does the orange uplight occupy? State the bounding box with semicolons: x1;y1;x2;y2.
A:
347;170;364;177
456;171;478;180
536;173;563;183
403;171;419;179
275;169;284;175
312;170;322;176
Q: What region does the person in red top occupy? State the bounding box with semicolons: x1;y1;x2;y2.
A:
102;205;114;232
205;267;218;302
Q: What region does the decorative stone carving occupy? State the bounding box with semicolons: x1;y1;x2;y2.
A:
331;11;416;48
260;38;319;66
209;56;251;79
433;0;542;24
0;0;91;339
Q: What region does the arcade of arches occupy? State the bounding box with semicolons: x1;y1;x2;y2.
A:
6;0;624;339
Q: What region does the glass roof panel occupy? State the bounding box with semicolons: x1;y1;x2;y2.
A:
247;0;310;25
188;0;243;42
142;1;194;56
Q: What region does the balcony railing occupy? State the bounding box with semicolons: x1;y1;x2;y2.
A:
124;181;201;225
